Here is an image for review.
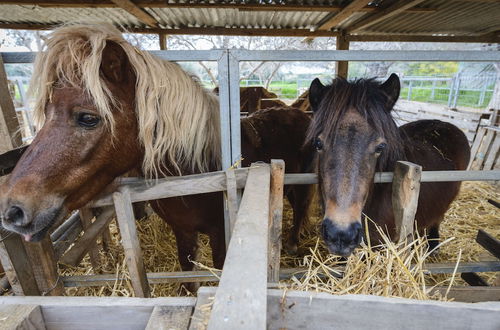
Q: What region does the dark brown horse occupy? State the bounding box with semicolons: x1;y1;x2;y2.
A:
306;74;470;256
0;24;312;274
213;86;287;115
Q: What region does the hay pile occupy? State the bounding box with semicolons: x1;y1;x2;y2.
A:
61;181;499;298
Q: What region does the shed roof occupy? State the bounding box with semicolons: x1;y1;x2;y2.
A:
0;1;499;43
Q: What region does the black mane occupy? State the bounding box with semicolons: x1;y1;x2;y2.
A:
306;77;405;171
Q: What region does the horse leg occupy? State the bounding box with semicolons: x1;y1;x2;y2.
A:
427;224;441;254
208;225;226;270
173;228;199;294
285;185;312;255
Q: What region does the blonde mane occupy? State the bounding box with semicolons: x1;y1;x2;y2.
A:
30;23;221;178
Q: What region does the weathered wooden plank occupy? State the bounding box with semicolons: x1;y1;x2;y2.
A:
471;129;495;170
78;208;100;270
59;207;114;267
146;306;192;330
483;133;500;170
207;163;270;330
24;237;64;296
392;161;422;242
0;145;28;177
53;218;83;259
461;273;489;286
189;287;215;330
0;296;195;330
0;304;45;330
268;159;285;283
50;211;81;242
113;189;150;298
266;289;500;330
0;233;40;296
468;127;487;169
431;286;500;303
476;229;500;259
0;53;22;153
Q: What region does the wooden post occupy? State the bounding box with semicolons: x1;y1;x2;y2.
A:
392;161;422;243
335;32;349;79
24;237;64;296
113;188;150;298
79;208;100;270
208;163;270;330
268;159;285;283
159;33;168;50
0;54;22;154
0;233;40;296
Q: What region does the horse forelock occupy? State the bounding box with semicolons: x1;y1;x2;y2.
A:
29;22;221;179
306;77;404;171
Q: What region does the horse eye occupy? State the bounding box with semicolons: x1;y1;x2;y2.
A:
77;113;100;128
314;138;323;151
375;143;387;154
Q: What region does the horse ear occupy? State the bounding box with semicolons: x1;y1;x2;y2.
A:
380;73;400;111
309;78;326;112
100;40;129;83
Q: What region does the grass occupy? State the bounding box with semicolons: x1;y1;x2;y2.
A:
400;87;493;108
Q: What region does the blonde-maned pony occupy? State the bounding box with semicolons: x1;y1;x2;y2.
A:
29;23;221;178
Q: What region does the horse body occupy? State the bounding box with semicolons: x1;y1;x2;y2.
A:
0;24;311;272
307;74;470;256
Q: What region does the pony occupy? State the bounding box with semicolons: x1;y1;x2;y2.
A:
0;23;312;273
212;86;287;115
306;74;470;256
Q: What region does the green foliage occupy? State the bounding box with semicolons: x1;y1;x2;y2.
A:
405;62;459;76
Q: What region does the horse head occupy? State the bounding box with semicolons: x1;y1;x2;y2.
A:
306;74;403;256
0;33;141;241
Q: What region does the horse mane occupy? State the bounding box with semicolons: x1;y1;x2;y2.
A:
29;22;221;178
305;77;404;171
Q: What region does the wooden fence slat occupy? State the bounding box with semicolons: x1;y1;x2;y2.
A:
476;229;500;260
471;129;495;170
392;161;422;243
24;236;64;296
268;159;285;283
145;306;192;330
468;127;487;169
60;207;114;267
0;304;46;330
483;133;499;170
79;208;100;270
113;189;150;298
0;233;40;296
207;163;270;330
189;287;216;330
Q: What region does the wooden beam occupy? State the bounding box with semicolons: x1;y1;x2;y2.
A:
0;52;22;153
146;306;192;330
110;0;158;27
336;32;349;78
392;161;422;243
346;33;500;43
158;32;167;50
113;188;150;298
23;237;64;296
476;229;500;259
78;208;100;270
0;304;46;330
224;168;238;248
314;0;371;31
0;145;28;177
0;233;40;296
0;1;440;13
208;163;270;329
268;159;285;283
347;0;427;32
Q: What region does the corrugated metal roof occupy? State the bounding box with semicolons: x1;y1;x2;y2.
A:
0;1;498;41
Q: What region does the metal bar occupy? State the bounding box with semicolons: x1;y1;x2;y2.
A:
229;50;500;62
228;50;242;166
217;50;231;171
4;50;500;64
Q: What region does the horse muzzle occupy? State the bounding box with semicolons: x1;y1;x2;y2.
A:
0;198;64;242
321;219;363;257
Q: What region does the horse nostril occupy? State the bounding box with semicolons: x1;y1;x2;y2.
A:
5;206;26;225
351;222;363;245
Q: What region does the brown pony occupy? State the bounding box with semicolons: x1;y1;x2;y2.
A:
213;86;287;114
306;74;470;256
0;24;312;272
